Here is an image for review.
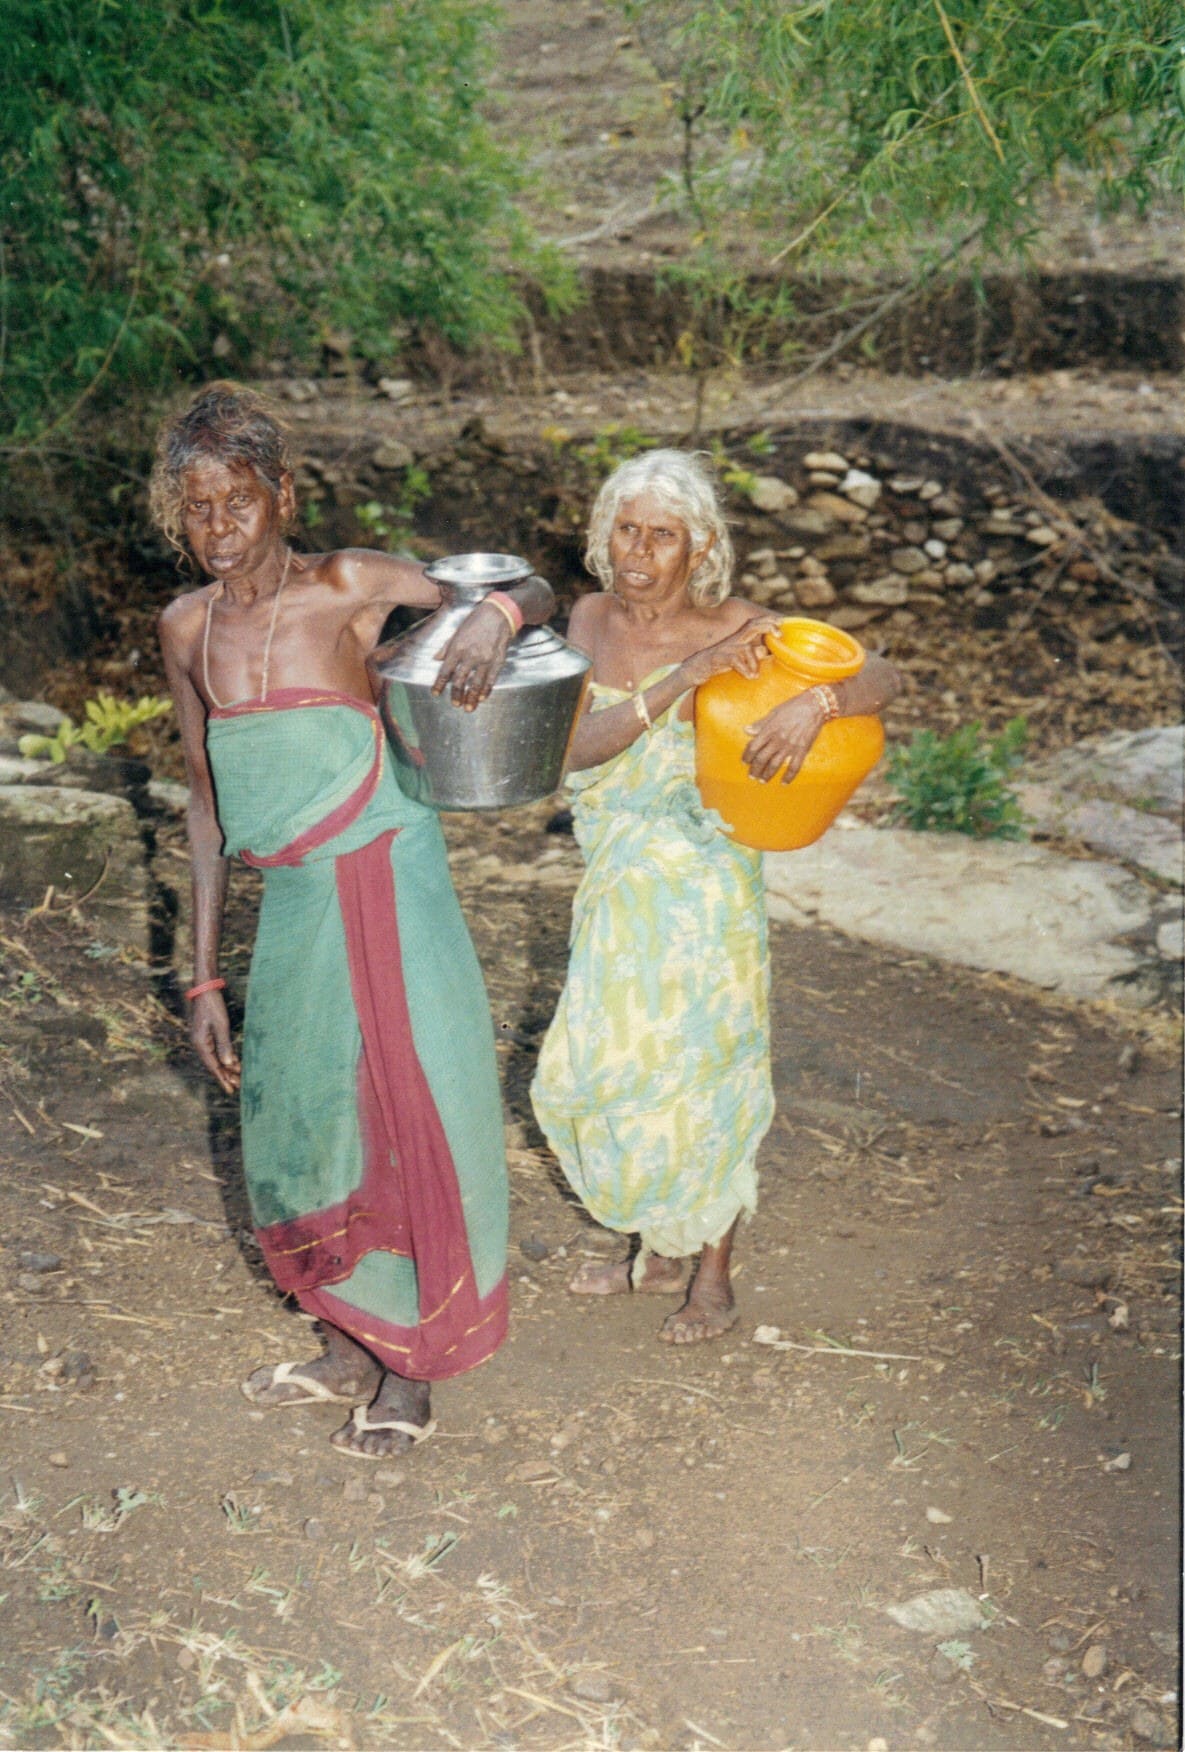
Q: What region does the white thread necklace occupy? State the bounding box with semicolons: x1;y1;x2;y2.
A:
202;547;293;709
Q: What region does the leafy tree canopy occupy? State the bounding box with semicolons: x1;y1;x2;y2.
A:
624;0;1182;347
1;0;567;447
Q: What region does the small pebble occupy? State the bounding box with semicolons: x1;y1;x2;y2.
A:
1129;1704;1165;1743
1082;1644;1109;1679
520;1236;550;1263
18;1251;63;1274
1102;1451;1132;1472
925;1506;953;1524
48;1451;69;1468
303;1517;327;1540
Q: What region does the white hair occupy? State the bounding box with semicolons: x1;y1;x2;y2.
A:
584;449;735;607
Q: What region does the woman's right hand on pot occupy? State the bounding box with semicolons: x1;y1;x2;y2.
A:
681;616;779;688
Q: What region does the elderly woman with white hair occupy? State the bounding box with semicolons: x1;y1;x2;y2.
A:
531;448;899;1343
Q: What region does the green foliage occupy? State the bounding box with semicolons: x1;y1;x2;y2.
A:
571;422;658;478
707;437;760;500
621;0;1183;375
354;466;432;545
541;421;658;500
1;1;573;446
886;717;1029;838
18;693;172;763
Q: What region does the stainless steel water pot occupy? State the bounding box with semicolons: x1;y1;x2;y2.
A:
368;552;591;810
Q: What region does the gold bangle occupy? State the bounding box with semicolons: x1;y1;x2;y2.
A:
813;684;840;723
633;690;653;732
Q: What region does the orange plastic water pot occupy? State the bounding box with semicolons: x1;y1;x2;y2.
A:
694;617;885;851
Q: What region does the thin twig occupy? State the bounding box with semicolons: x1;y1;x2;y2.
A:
933;0;1005;162
756;1337;923;1361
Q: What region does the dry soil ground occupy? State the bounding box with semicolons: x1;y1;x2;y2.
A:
0;793;1181;1752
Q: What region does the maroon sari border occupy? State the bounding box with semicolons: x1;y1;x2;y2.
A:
296;1273;509;1382
241;716;384;869
254;827;505;1381
209;687;380;721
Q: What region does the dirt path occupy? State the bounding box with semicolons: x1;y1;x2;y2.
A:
0;797;1179;1751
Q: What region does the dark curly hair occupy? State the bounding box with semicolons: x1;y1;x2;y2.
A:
149;381;294;554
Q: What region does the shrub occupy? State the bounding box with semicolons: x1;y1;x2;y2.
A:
886;717;1028;839
18;693;172;764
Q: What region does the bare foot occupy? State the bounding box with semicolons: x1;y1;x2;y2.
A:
568;1255;686;1296
330;1374;433;1459
659;1293;739;1345
241;1351;379;1408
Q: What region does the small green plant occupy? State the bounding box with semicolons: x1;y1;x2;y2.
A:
74;1486;158;1533
708;438;760;501
355;464;431;545
937;1639;977;1671
745;430;776;458
218;1492;262;1535
574;422;657;478
886;718;1028;838
19;693;171;764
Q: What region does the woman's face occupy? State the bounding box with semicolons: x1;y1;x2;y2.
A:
180;458;292;585
608;491;706;607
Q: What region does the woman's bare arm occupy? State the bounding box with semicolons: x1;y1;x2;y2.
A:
158;596;241;1094
564;599;778;773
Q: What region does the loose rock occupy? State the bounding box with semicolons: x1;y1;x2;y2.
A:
748;476;799;513
884;1587;988;1635
1081;1644;1109;1679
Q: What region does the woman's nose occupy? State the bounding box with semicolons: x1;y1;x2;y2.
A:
209;500;233;534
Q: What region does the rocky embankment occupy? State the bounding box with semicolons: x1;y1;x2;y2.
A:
2;410;1180;1011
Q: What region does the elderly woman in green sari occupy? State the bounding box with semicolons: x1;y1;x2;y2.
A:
156;382;554;1457
532;450;899;1343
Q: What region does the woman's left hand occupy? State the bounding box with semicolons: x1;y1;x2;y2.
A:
743;692;826;784
432;603;513;710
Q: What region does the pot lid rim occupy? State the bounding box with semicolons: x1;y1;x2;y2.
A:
424;551;533;587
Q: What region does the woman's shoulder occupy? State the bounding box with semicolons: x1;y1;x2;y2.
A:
566;589;611;648
697;596;769;633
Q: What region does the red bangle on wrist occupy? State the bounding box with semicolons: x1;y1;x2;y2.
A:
185;978;226;1002
486;590;524;634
